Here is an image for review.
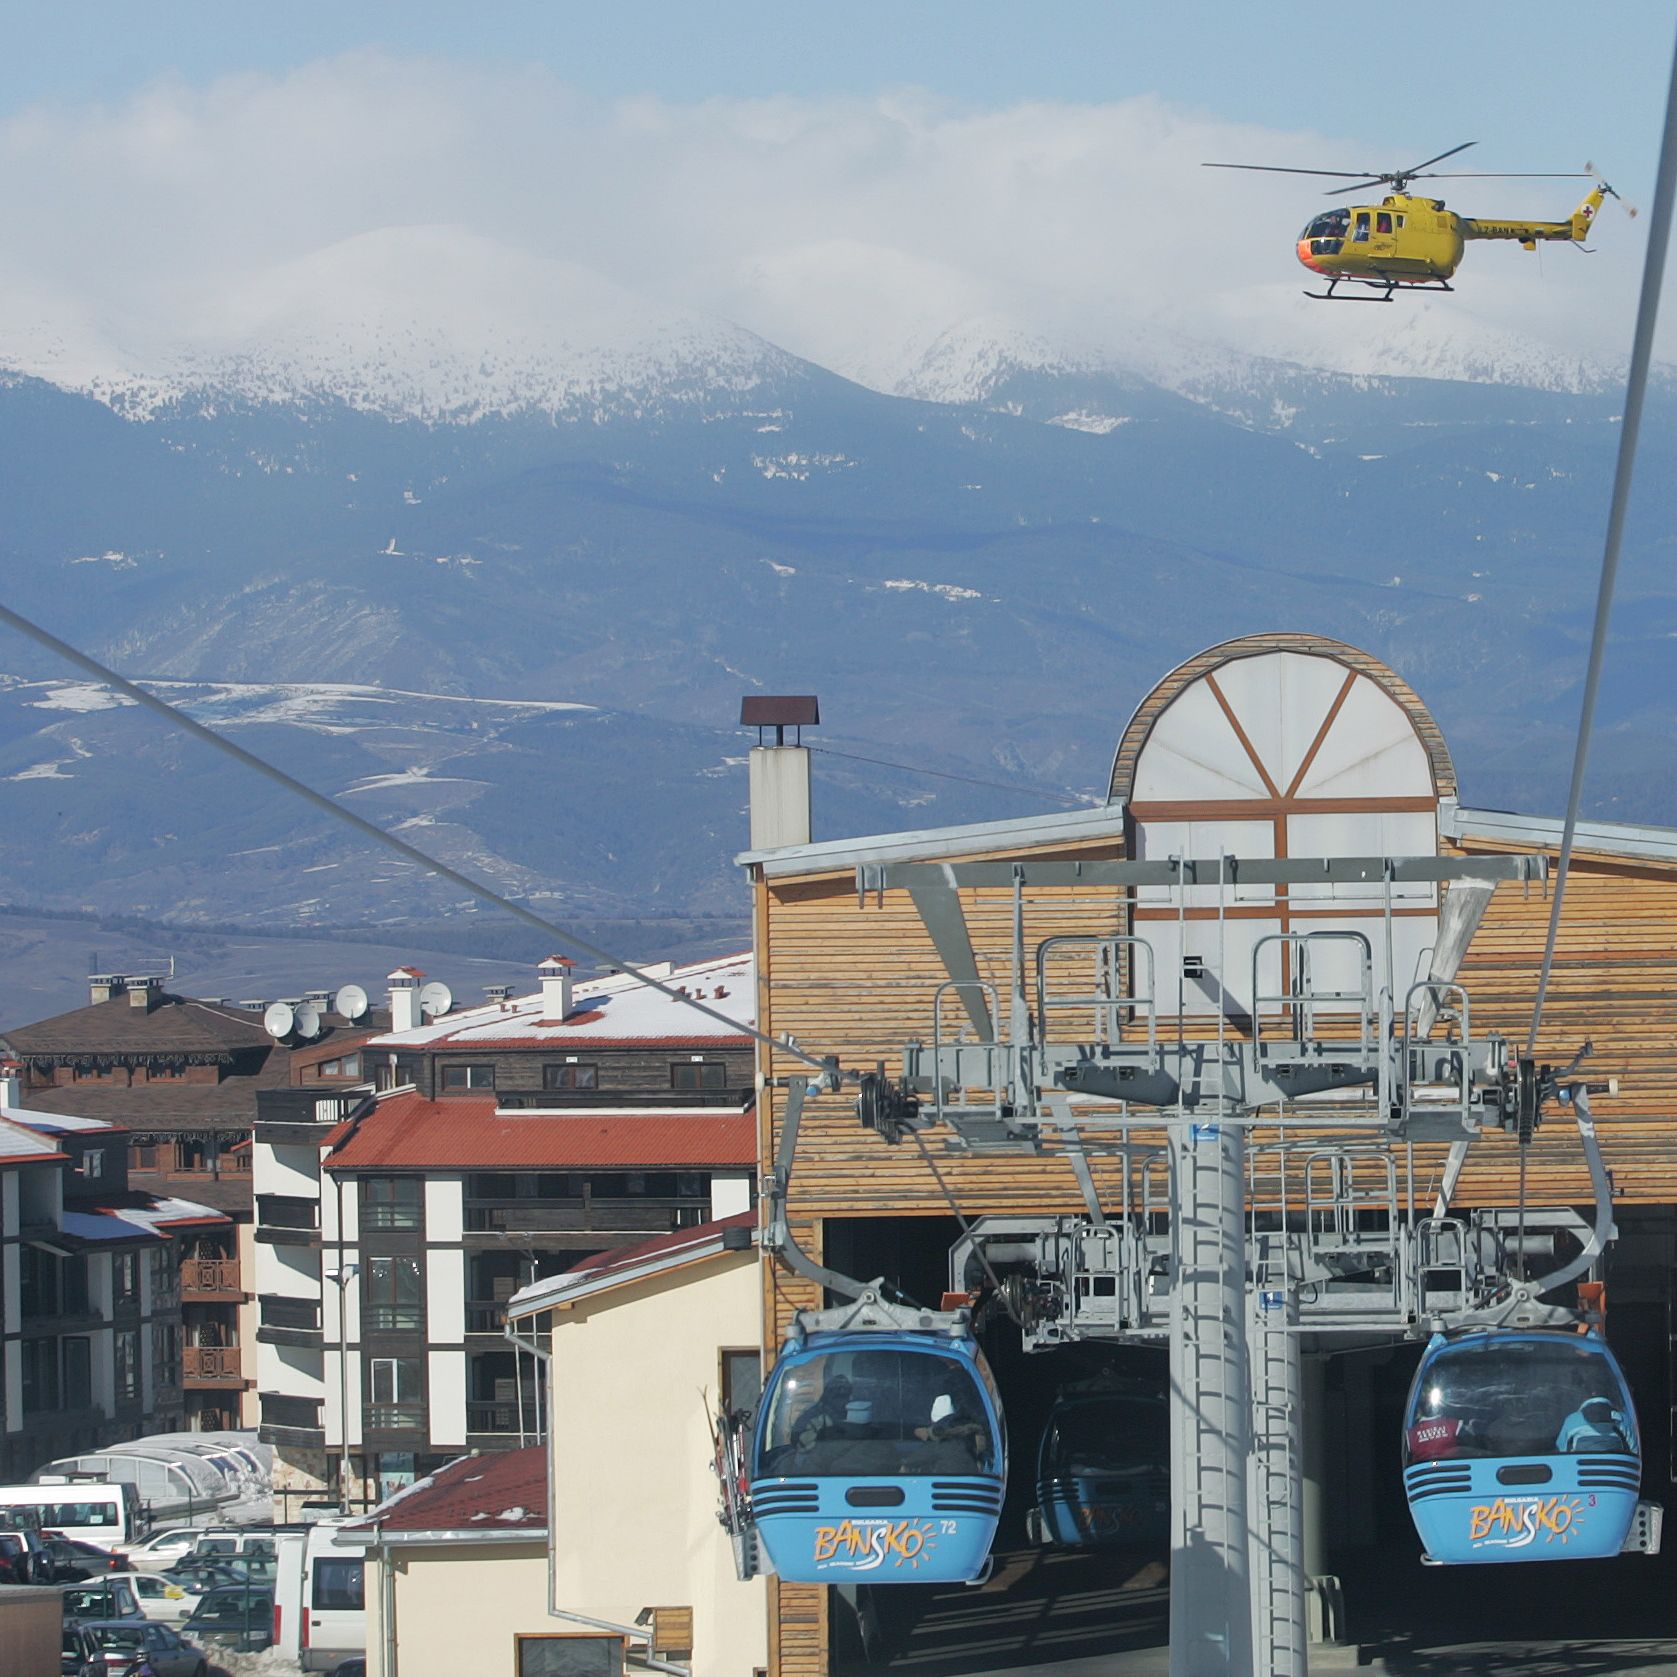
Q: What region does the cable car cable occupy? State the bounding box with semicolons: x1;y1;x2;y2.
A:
0;598;831;1076
1526;25;1677;1059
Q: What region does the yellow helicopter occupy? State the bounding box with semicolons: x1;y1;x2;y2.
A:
1205;142;1629;301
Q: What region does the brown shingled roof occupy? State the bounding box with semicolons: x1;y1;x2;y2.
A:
1;994;272;1059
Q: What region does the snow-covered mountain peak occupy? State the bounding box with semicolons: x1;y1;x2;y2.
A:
0;226;802;422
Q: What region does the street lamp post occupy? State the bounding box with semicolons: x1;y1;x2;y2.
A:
325;1251;360;1514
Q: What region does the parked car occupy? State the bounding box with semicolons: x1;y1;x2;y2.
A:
181;1582;273;1652
0;1526;51;1583
60;1578;144;1623
327;1661;366;1677
191;1531;277;1563
42;1535;130;1581
159;1559;245;1595
103;1571;193;1624
123;1529;203;1574
62;1617;207;1676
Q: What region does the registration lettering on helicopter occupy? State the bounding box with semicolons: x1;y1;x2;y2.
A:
1467;1494;1588;1550
811;1518;952;1572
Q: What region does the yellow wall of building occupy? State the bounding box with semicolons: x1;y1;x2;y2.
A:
550;1254;769;1677
365;1542;549;1677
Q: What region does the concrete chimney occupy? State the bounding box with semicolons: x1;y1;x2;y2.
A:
483;984;515;1010
741;695;819;851
89;973;123;1005
388;967;425;1034
538;957;575;1022
0;1060;19;1110
127;975;161;1011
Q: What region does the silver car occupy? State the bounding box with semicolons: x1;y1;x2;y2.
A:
64;1618;209;1677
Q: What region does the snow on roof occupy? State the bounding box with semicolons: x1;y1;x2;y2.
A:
109;1194;230;1234
0;1115;68;1164
346;1445;547;1534
366;951;754;1049
0;1097;121;1136
60;1208;165;1245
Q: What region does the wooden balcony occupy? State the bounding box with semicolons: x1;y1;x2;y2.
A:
183;1345;246;1388
180;1257;243;1302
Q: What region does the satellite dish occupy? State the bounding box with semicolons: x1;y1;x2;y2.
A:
419;980;453;1018
293;1002;322;1040
335;984;369;1022
263;1002;295;1040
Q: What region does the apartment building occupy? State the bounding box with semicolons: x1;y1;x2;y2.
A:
252;952;757;1510
0;1072;229;1481
0;973;388;1430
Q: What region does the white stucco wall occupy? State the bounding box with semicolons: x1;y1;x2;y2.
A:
423;1176;463;1243
547;1254;767;1677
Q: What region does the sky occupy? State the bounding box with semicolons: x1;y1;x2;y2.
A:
1;3;1674;397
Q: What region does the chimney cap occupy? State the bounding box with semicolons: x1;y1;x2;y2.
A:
740;695;819;728
537;956;575;972
387;967;425;984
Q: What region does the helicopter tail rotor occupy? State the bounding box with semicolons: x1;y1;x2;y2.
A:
1586;162;1639;218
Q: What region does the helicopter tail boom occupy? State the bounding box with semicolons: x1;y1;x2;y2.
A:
1461;182;1615;248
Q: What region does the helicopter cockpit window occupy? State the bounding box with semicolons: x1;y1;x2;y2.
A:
761;1348;999;1478
1376;212;1394;234
1302;211;1350;240
1404;1339;1636;1465
1353;211;1372;242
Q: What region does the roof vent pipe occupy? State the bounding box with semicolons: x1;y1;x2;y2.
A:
537;957;575;1023
388;968;425;1034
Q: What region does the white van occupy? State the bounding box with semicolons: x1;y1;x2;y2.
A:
273;1523;365;1672
0;1481;144;1547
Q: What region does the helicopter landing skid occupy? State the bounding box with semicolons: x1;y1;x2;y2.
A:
1305;275;1455;303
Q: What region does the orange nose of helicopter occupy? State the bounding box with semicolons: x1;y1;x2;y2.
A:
1297;238;1327;274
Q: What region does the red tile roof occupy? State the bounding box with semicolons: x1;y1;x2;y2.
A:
351;1445;546;1534
324;1091;756;1171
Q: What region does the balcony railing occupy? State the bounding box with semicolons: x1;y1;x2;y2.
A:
183;1345;244;1386
256;1195;320;1231
260;1393;322;1433
467;1400;530;1435
260;1296;321;1332
256;1085;376;1127
495;1087;752;1111
464;1200;708;1235
366;1404;426;1432
466;1301;507;1334
180;1258;243;1299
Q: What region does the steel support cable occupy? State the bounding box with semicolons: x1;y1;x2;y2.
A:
0;600;830;1074
1527;24;1677;1055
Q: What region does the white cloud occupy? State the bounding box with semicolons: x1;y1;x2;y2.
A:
0;54;1651;409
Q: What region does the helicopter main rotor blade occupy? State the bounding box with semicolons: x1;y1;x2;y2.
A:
1202;163;1396;179
1325;178;1397;196
1401;140;1479;175
1413;171;1594;180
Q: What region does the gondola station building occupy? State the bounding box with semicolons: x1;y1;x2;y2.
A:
510;633;1677;1677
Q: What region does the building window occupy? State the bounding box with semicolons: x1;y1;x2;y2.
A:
364;1256;423;1332
153;1322;180;1389
515;1634;627;1677
441;1063;494;1091
113;1251;139;1308
115;1329;140;1405
721;1348;763;1418
63;1337;92;1409
670;1061;728;1091
21;1340;60;1415
362;1177;424;1230
367;1357;424;1428
62;1255;89;1316
20;1247;59;1317
542;1062;599;1091
176;1136;211;1172
316;1053;362;1079
132;1141;158;1170
78;1148;105;1180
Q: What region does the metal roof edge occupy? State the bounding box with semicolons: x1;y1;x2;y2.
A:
1444;803;1677;863
735;801;1126;877
507;1221;756;1318
336;1526;548;1548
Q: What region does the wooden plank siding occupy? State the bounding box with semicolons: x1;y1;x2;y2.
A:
751;824;1677;1676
